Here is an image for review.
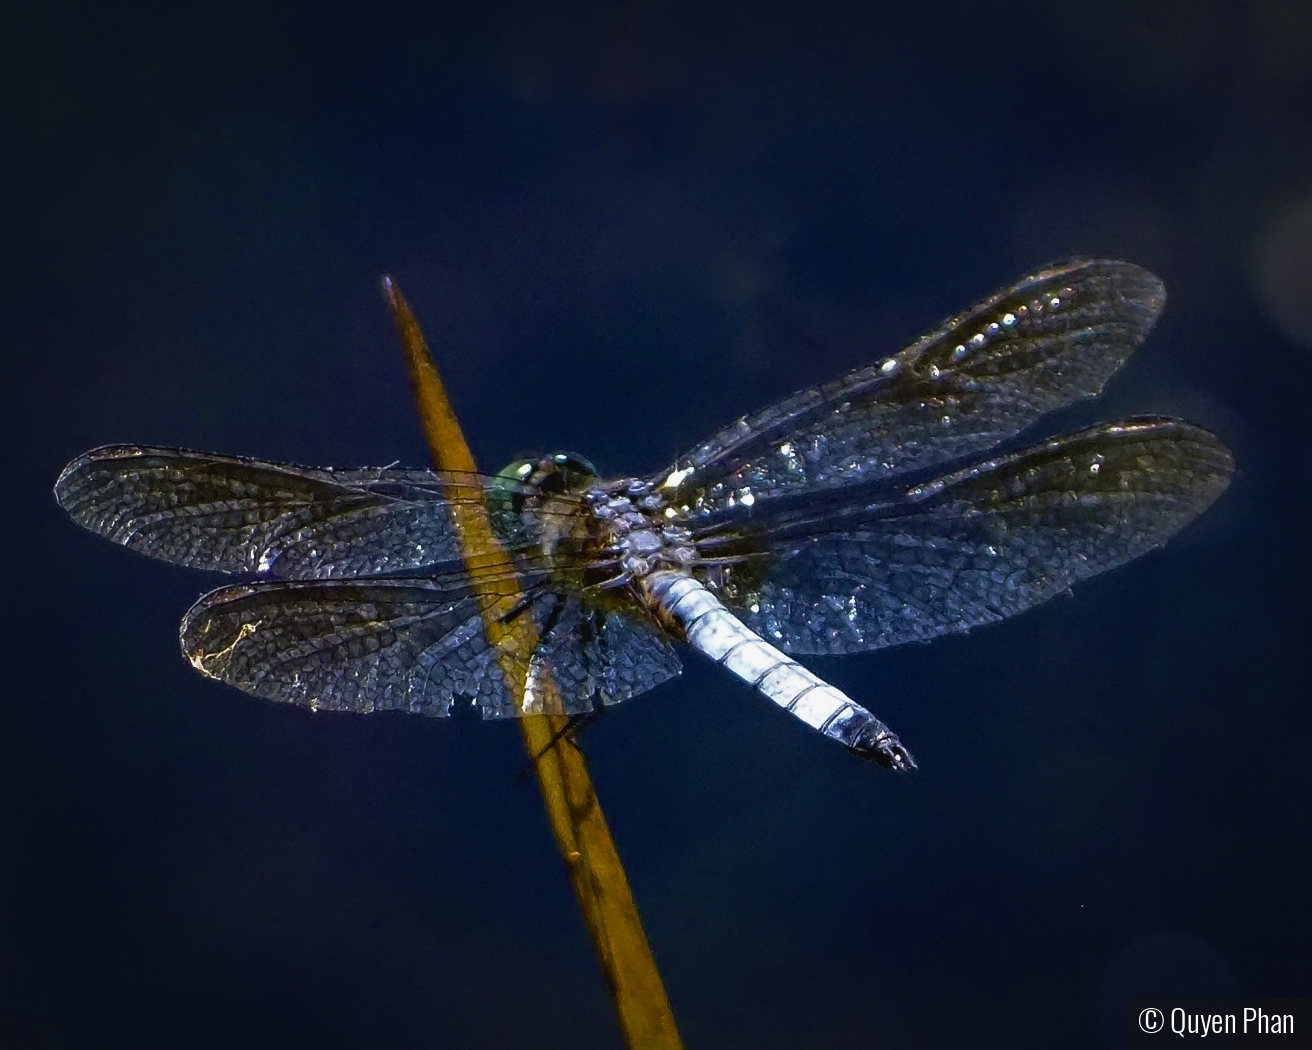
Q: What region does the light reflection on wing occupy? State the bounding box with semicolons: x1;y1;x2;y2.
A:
54;444;582;579
180;566;681;718
665;259;1165;511
704;418;1233;655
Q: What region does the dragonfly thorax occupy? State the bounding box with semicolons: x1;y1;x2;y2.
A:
584;480;698;584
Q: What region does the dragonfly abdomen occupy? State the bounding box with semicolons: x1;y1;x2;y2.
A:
639;571;915;771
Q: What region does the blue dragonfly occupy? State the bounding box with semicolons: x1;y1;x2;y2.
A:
56;259;1233;770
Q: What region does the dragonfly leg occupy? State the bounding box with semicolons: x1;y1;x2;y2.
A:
581;570;632;596
514;706;605;781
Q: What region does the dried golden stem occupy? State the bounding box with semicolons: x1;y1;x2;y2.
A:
383;277;682;1050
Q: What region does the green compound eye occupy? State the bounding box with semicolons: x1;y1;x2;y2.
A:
487;453;599;545
544;452;598;491
487;459;535;544
494;453;598;493
495;458;536;485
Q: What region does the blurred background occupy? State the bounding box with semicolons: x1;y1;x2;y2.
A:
2;2;1309;1047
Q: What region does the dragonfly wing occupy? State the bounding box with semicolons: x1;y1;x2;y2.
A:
180;568;681;717
665;260;1164;510
708;418;1232;655
477;590;683;719
54;444;559;578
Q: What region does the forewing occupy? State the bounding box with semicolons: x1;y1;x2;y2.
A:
180;569;680;718
711;418;1232;654
55;444;564;578
664;260;1164;511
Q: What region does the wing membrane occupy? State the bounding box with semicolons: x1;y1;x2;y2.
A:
180;568;681;718
666;259;1165;511
54;445;577;579
707;418;1232;654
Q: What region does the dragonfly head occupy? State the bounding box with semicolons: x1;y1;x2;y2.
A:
494;451;599;496
489;452;600;542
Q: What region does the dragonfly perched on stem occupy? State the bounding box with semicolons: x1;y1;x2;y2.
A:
55;259;1233;770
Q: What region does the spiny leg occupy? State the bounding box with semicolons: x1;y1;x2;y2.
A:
514;706;606;782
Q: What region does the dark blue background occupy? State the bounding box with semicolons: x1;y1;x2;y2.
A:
3;3;1309;1047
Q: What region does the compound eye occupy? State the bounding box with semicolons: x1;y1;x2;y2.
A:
545;451;598;491
549;452;595;474
488;458;538;524
495;459;536;485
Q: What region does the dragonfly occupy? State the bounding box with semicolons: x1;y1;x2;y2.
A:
55;259;1233;771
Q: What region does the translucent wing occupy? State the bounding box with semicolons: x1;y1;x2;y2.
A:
663;260;1165;512
478;591;684;719
179;567;681;718
704;418;1232;655
54;444;575;579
